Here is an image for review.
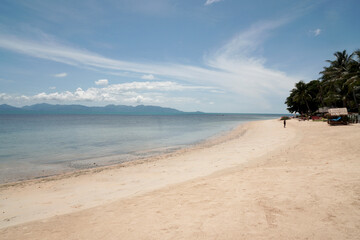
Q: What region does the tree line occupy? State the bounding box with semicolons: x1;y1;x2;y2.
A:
285;49;360;115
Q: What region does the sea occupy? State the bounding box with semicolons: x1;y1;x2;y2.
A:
0;114;281;183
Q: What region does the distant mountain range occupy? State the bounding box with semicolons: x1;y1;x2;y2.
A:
0;103;202;115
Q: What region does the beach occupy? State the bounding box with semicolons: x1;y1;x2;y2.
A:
1;119;360;239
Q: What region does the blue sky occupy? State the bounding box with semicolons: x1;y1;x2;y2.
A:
0;0;359;113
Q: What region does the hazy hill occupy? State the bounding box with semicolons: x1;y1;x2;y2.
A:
0;103;198;115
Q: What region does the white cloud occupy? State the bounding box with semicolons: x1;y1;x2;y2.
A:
0;93;10;101
311;28;321;36
104;81;212;92
53;72;67;77
141;74;155;80
0;31;295;96
0;81;212;105
49;86;56;90
205;19;296;100
95;79;109;86
0;20;300;112
124;95;153;104
205;0;223;6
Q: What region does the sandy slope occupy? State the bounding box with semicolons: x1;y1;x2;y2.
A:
1;119;360;239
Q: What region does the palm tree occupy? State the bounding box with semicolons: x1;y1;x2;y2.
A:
285;49;360;114
286;81;312;115
306;80;322;111
345;49;360;112
320;50;354;108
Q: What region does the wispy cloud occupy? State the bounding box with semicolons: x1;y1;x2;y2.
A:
95;79;109;86
0;19;299;111
141;74;155;80
205;0;223;6
53;72;67;77
205;18;295;99
310;28;322;36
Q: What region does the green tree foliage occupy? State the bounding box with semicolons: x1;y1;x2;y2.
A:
286;49;360;114
285;80;319;115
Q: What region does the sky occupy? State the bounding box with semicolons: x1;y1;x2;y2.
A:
0;0;359;113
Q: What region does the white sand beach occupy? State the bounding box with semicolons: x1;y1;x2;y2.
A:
1;119;360;239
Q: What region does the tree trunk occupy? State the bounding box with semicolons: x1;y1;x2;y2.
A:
342;96;347;108
305;99;310;114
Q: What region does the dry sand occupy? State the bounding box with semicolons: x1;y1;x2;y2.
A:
1;119;360;239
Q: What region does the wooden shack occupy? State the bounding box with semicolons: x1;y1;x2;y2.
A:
327;108;348;125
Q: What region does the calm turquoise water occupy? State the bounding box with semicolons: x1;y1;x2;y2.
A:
0;114;280;183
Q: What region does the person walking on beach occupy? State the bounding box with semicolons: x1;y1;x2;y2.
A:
283;119;286;128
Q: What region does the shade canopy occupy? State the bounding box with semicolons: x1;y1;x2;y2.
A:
328;108;348;116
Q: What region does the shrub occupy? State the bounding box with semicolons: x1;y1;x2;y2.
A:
280;116;291;120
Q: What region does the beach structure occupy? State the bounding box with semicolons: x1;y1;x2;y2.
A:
317;107;329;115
327;108;349;125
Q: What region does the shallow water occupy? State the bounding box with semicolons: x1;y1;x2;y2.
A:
0;114;281;183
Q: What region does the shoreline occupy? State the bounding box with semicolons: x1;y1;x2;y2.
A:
2;119;360;239
0;120;250;187
0;116;259;185
1;119;296;229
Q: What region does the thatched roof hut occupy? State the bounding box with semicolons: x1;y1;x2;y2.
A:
327;108;349;125
328;108;348;116
317;107;329;114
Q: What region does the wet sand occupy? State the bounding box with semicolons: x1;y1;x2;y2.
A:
1;119;360;239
